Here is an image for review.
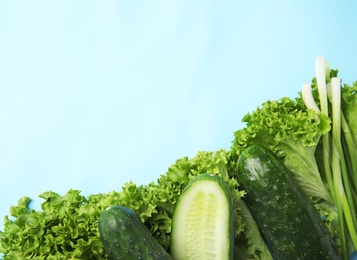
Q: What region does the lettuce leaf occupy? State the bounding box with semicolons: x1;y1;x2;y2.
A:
234;200;273;260
342;81;357;143
0;190;107;259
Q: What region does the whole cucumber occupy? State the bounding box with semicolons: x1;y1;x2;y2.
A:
237;144;340;260
98;205;171;260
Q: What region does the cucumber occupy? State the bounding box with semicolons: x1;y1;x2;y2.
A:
237;144;340;260
170;173;234;260
98;205;171;260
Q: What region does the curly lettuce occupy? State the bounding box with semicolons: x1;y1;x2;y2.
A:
0;190;107;259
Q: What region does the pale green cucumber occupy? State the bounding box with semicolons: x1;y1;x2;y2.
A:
170;173;234;260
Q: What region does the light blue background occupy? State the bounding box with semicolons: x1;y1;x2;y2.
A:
1;1;357;257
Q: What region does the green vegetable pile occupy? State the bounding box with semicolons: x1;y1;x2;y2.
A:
1;57;356;259
231;57;357;259
0;151;246;259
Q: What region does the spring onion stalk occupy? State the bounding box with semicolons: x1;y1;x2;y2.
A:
331;78;357;252
330;77;348;259
313;56;357;258
331;135;348;260
340;114;357;214
327;73;357;198
331;79;357;227
302;83;321;113
314;57;336;202
341;114;357;195
325;60;331;84
315;58;333;197
326;69;357;228
315;57;349;259
315;56;328;112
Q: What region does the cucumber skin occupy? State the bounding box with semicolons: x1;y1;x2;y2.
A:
98;205;171;260
170;173;234;260
237;145;340;260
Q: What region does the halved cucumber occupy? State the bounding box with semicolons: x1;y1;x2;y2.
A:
170;173;234;260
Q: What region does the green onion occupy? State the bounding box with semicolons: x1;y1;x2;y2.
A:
313;57;357;259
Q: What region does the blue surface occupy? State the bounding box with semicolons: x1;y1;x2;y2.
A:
352;251;357;260
1;1;357;258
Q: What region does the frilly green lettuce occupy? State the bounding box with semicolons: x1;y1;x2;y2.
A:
342;81;357;148
0;190;107;259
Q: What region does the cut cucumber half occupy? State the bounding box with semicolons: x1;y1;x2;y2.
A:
170;173;234;260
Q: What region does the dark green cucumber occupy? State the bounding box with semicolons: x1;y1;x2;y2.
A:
237;144;340;260
98;205;171;260
170;173;234;260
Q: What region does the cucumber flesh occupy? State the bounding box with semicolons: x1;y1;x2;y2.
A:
170;174;233;260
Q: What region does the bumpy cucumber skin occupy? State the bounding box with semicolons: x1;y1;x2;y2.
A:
170;173;234;260
237;145;340;260
98;205;171;260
